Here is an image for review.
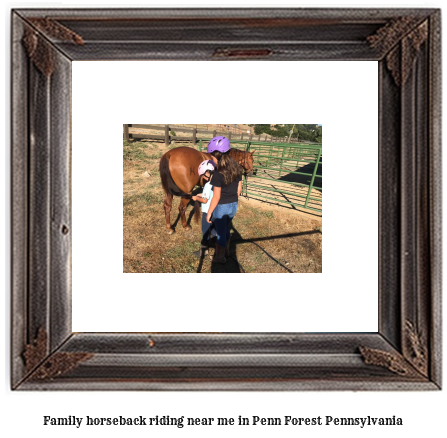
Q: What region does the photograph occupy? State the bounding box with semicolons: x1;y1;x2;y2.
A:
123;124;323;273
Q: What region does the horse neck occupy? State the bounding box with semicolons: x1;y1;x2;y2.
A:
201;151;214;161
230;149;248;169
202;152;219;167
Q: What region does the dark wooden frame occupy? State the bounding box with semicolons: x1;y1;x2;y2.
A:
11;8;441;390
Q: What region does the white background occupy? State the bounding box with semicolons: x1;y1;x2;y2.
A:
2;1;445;438
72;60;378;332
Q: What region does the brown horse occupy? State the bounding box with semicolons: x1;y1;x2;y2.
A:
159;147;255;234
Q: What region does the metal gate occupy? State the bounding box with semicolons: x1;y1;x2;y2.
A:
197;139;322;214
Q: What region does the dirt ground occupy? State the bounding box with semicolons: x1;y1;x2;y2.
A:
123;138;322;273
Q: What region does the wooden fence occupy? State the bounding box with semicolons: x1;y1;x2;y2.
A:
173;124;253;135
123;124;304;145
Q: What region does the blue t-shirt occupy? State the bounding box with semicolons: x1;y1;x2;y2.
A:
200;182;214;213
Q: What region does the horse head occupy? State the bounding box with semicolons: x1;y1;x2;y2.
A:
230;149;256;177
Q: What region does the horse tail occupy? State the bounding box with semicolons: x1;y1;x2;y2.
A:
159;151;172;196
194;200;201;224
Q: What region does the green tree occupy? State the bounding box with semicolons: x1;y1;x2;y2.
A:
253;124;272;135
296;124;322;143
250;124;322;143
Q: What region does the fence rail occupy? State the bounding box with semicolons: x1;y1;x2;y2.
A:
171;124;253;135
123;124;318;145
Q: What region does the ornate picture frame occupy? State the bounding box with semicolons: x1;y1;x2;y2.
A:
11;8;441;390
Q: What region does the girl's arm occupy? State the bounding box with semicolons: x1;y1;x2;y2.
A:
237;180;243;197
206;187;221;223
191;194;208;203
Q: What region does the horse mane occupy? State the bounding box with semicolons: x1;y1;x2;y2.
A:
229;148;244;162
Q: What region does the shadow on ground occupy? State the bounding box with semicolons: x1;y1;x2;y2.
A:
277;158;322;193
194;224;321;274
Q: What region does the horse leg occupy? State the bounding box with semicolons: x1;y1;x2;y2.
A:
179;196;192;231
163;192;175;234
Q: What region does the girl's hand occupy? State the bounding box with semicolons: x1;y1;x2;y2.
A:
191;196;197;201
206;213;212;223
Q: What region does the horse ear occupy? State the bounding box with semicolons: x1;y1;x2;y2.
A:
250;150;256;155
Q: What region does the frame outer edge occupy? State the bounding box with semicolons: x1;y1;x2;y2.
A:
11;12;29;388
428;10;442;388
399;18;437;380
11;7;442;391
12;7;438;20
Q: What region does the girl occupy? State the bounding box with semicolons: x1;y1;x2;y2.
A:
191;160;217;258
206;136;243;264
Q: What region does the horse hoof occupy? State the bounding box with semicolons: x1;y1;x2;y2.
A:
167;228;175;235
184;225;191;231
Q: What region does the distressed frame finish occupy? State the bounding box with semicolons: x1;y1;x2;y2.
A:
11;8;441;390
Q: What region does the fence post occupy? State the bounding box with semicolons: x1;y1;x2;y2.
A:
213;130;217;138
242;142;246;196
278;145;286;177
304;147;322;208
165;125;170;147
267;143;273;168
192;127;197;146
228;132;232;141
123;124;129;141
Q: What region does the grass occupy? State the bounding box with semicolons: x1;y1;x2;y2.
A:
123;191;158;207
123;140;151;162
149;152;163;159
123;139;322;273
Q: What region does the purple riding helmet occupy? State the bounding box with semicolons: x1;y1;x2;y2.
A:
207;136;231;154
